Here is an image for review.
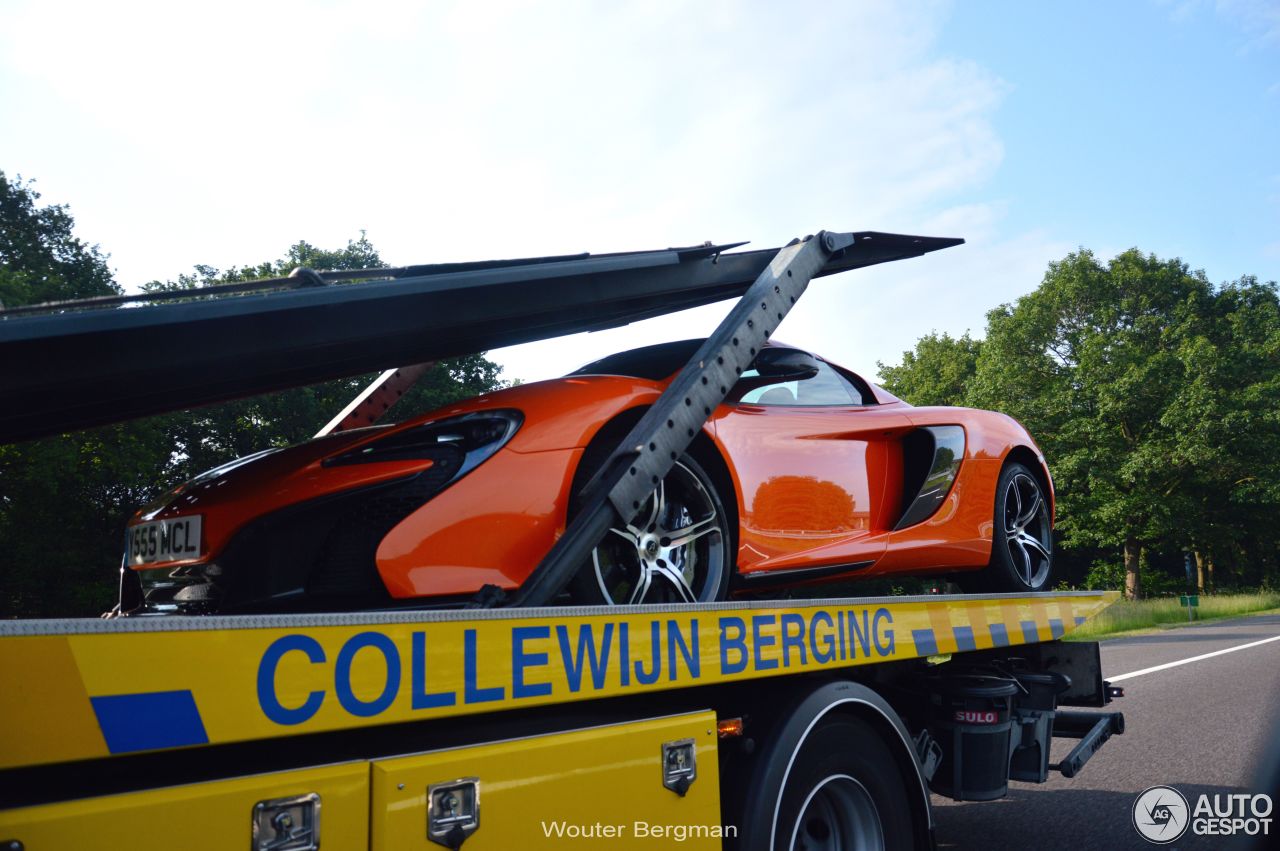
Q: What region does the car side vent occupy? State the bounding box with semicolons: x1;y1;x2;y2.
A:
895;426;965;531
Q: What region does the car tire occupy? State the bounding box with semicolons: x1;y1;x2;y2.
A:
745;714;915;851
973;461;1054;593
568;451;732;605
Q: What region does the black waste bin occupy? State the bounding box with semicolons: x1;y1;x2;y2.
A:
926;674;1019;801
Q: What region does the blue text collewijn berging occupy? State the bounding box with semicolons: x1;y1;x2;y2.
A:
256;608;895;724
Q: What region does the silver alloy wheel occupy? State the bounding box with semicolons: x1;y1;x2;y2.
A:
1004;472;1052;589
789;774;885;851
591;460;725;604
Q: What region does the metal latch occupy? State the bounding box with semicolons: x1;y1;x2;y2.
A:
428;777;480;849
662;738;697;796
252;793;320;851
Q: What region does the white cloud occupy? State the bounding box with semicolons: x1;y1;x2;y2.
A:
1215;0;1280;50
1162;0;1280;52
2;0;1061;384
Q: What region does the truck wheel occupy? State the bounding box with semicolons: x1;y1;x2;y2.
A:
749;714;915;850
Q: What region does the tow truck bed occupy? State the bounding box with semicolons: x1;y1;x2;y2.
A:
0;593;1123;850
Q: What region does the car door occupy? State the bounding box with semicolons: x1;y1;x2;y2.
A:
710;358;913;578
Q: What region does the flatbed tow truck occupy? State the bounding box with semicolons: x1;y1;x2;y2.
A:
0;230;1124;850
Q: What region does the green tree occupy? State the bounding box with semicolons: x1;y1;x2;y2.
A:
877;332;981;406
851;249;1280;598
1160;276;1280;591
967;249;1280;599
0;171;172;615
1;179;507;616
0;171;116;307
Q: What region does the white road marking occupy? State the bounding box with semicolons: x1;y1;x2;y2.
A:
1108;633;1280;682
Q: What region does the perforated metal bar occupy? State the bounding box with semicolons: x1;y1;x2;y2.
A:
507;231;857;606
315;362;436;437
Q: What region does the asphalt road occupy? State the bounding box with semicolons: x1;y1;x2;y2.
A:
931;613;1280;850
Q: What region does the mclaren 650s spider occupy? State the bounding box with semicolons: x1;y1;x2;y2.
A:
124;339;1055;613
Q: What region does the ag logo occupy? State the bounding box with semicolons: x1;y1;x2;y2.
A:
1133;785;1190;843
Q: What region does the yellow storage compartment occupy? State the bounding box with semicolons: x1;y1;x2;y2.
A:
372;711;725;849
0;762;368;851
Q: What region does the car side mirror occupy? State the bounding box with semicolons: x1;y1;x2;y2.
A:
752;348;820;382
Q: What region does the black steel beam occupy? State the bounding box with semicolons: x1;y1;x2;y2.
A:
0;233;960;443
1051;711;1125;778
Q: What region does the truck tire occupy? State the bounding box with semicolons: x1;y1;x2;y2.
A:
777;715;914;850
738;712;916;850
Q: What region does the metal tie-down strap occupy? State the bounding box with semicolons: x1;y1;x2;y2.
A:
504;230;858;607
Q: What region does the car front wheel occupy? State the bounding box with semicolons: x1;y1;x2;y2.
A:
569;454;731;605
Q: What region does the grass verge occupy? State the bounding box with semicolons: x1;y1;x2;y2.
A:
1070;592;1280;641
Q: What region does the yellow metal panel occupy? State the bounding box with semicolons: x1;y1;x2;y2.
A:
371;711;724;849
0;636;107;766
0;592;1119;770
0;763;368;851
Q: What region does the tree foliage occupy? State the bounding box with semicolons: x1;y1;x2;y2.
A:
879;248;1280;598
0;171;117;308
878;332;981;407
0;177;506;616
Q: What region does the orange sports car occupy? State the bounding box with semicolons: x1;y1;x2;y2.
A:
124;339;1054;613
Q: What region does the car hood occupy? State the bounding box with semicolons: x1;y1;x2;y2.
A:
133;427;404;520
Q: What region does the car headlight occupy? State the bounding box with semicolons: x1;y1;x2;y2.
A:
323;409;522;481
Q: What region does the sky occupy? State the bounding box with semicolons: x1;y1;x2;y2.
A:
1;0;1276;385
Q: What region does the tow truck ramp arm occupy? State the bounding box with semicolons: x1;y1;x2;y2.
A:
0;231;959;444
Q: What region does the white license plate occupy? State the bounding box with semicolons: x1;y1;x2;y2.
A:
126;516;203;565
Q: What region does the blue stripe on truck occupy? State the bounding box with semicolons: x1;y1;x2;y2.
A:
911;629;937;656
90;690;209;753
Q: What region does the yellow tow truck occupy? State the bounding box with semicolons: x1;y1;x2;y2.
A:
0;229;1125;850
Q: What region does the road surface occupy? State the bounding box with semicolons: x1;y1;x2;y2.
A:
932;613;1280;850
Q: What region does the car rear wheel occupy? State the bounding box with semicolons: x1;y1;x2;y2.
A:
978;461;1054;593
569;454;731;605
